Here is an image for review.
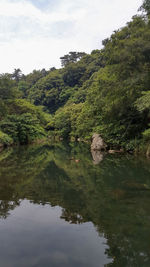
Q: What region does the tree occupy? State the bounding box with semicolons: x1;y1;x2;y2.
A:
28;70;66;113
140;0;150;15
0;75;17;100
12;68;22;82
60;52;86;67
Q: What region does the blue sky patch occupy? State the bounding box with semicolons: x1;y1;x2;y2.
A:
26;0;60;10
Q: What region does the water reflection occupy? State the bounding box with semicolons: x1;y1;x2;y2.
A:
0;142;150;266
91;149;104;164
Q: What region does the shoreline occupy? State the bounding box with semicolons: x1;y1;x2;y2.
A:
0;136;150;159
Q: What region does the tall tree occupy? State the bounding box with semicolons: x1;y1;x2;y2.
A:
60;52;86;67
12;68;22;82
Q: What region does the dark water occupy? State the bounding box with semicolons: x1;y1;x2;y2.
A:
0;142;150;267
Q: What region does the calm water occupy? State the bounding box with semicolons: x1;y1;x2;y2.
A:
0;142;150;267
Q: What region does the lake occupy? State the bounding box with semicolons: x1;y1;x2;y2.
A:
0;142;150;267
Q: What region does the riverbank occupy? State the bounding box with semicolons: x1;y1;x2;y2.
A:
0;136;49;153
0;129;150;159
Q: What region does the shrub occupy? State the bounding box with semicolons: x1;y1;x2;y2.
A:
0;113;46;145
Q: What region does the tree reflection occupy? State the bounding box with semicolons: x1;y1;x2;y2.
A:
0;143;150;265
0;200;20;219
60;209;86;224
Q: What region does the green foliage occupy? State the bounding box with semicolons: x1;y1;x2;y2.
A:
135;91;150;112
0;113;46;144
24;69;48;86
140;0;150;15
143;128;150;140
54;106;71;138
61;14;150;146
0;75;18;100
8;99;51;126
51;103;83;139
28;70;67;113
0;99;8;120
11;68;22;82
18;81;29;98
0;2;149;149
62;63;86;87
0;79;49;145
0;130;13;146
60;51;86;67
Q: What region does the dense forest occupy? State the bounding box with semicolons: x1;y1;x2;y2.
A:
0;0;150;152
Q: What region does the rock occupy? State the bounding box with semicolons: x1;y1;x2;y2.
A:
108;149;124;154
91;134;107;151
108;150;116;154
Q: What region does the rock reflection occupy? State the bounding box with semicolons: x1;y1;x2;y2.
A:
91;149;104;164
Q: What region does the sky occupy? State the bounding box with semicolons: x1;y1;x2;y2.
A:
0;0;143;74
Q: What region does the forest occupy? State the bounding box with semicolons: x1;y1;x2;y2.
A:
0;0;150;152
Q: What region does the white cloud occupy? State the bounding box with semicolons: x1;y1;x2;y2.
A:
0;0;143;74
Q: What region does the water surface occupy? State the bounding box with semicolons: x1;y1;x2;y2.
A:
0;142;150;266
